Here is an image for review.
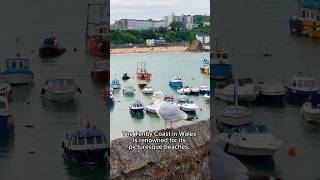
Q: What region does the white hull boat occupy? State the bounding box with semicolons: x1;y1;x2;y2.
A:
301;94;320;124
142;86;154;95
41;79;80;103
204;93;210;101
217;106;253;127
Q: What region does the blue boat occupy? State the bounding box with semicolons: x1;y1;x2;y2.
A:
3;57;33;85
0;97;14;133
211;50;232;80
284;72;320;102
169;77;183;88
111;79;121;89
62;123;108;164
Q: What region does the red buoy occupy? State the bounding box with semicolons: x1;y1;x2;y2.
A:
288;145;296;157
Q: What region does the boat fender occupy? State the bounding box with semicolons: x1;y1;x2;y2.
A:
77;87;82;93
40;88;46;95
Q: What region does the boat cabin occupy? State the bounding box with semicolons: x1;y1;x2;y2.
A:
45;79;76;90
290;73;317;89
5;58;30;71
111;79;120;85
67;128;107;147
43;37;58;47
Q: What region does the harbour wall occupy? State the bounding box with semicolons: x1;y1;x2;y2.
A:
110;120;211;180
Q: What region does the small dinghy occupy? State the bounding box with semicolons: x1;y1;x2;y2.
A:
41;79;81;103
62;121;108;164
216;124;282;157
111;79;121;89
169;76;183;88
123;85;135;96
122;73;131;80
129;100;145;114
39;34;66;58
142;86;154;95
301;94;320;124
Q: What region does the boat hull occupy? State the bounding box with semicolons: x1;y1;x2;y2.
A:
63;147;108;163
218;115;252;127
39;46;66;58
0;115;14;133
129;108;144;114
4;73;33;85
169;82;183;88
285;85;319;102
211;63;232;80
301;103;320;124
43;91;76;103
226;144;278;157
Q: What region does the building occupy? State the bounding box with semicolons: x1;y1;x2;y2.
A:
112;19;156;30
164;13;194;30
196;33;210;44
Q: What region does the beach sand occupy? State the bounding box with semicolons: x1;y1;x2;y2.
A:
110;46;189;54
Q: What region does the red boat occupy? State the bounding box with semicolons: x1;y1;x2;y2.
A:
136;62;152;81
91;60;109;81
85;3;109;57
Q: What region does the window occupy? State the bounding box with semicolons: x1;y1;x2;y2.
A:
72;137;77;145
78;137;85;145
298;80;303;87
12;62;16;69
304;80;310;87
87;137;94;145
96;136;102;144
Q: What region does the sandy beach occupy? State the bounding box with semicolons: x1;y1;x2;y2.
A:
110;46;189;54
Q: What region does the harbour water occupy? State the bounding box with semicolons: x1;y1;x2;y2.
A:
110;52;210;140
213;0;320;179
0;0;108;179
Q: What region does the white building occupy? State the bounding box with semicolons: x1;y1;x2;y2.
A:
112;19;156;30
196;33;210;44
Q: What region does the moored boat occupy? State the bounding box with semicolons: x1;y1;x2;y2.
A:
41;79;81;103
138;80;148;88
91;60;109;81
142;86;154;95
200;58;210;74
122;73;131;80
123;85;135;96
169;76;183;88
301;94;320;124
39;35;66;58
62;122;108;164
136;62;152;80
217;106;253;127
129;100;145;114
211;49;232;80
111;79;121;89
0;82;13;102
0;97;14;133
204;93;210;101
177;100;199;112
257;81;286;102
177;86;192;95
199;85;210;95
3;57;33;85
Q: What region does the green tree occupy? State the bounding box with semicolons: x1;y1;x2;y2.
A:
170;21;184;31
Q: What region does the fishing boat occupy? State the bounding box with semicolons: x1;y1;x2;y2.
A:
169;77;183;88
0;82;13;102
138;80;148;88
129;100;145;113
215;124;282;157
199;85;210;95
142;86;154;95
39;34;66;58
177;86;192;95
40;79;81;103
284;72;319;101
136;62;152;81
122;73;131;80
200;58;210;74
123;86;135;96
301;94;320;124
3;57;33;85
91;60;109;81
62;121;108;164
204;93;210;101
85;3;109;57
214;78;259;102
177;100;199;112
211;49;232;80
111;79;121;89
0;97;14;133
257;81;286;102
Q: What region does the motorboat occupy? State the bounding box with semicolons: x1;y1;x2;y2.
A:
177;100;199;112
122;73;131;80
190;87;200;95
123;86;135;96
215;124;282;157
39;34;66;58
199;85;210;95
214;78;259;102
145;101;157;113
301;94;320;124
0;97;14;133
136;62;152;80
169;77;183;88
129;100;145;113
177;95;189;103
62;122;108;164
177;86;192;95
284;72;319;101
138;80;148;88
111;79;121;89
200;58;210;75
211;49;232;80
204;93;210;101
85;3;109;57
257;81;286;102
0;82;13;102
3;57;33;85
91;60;109;81
164;94;175;102
142;86;154;95
40;79;81;103
217;106;253;127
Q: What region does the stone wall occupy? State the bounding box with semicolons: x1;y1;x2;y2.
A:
110;120;210;180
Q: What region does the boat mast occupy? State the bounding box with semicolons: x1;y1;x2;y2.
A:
16;37;20;57
234;0;239;107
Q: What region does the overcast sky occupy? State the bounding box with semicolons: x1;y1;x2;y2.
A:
110;0;210;23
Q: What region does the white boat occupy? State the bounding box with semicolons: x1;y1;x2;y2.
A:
111;79;121;89
3;58;33;85
177;95;189;103
145;101;157;113
178;100;198;112
142;86;154;95
129;100;145;113
204;93;210;101
301;94;320;124
123;85;135;96
217;106;253;127
214;78;259;102
0;96;14;132
257;81;286;101
199;85;210;95
215;124;282;157
190;87;200;95
0;82;13;102
41;79;81;103
177;86;192;95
